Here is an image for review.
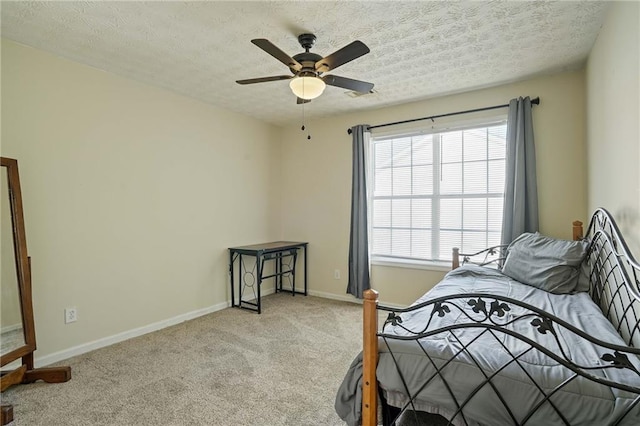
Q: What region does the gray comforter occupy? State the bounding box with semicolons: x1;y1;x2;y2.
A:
335;265;640;425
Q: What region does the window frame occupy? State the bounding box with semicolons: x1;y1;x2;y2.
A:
368;115;508;269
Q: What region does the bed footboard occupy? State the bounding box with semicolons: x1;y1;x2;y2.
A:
362;289;379;426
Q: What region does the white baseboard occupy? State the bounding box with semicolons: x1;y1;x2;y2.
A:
35;300;230;367
308;289;362;304
308;289;405;309
34;286;399;367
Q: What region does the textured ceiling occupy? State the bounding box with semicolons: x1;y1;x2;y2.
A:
1;1;609;127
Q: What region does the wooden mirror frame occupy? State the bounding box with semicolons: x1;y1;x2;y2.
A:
0;157;71;425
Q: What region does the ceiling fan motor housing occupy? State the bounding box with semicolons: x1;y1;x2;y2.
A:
293;33;326;76
292;52;323;75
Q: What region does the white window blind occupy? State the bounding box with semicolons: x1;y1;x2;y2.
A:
371;122;507;263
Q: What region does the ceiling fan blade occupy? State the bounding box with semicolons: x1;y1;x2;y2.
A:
322;75;374;93
315;41;370;73
252;39;302;71
296;97;311;105
236;75;293;85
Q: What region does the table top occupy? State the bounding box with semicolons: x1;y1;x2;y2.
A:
229;241;308;254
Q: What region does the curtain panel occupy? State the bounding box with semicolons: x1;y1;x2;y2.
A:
347;125;371;299
501;96;539;246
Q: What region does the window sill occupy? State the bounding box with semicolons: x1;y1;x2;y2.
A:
371;257;452;272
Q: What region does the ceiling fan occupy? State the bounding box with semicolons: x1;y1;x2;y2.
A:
236;33;374;104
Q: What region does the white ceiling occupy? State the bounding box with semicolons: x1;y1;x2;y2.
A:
1;1;609;127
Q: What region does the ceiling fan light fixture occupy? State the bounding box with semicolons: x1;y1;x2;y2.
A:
289;76;326;100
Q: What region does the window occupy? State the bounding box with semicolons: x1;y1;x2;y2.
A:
370;121;507;264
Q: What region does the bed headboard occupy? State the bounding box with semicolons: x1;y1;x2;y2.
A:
584;208;640;348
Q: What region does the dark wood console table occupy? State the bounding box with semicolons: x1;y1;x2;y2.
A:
228;241;308;314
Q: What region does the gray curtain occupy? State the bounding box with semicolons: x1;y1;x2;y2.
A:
501;96;539;246
347;125;371;299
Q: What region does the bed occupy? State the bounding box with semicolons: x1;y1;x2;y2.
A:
335;208;640;425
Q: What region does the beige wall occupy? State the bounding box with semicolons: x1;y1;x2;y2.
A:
1;39;281;360
280;71;587;306
586;1;640;256
1;34;597;359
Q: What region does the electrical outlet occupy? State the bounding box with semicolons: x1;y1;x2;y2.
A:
65;307;77;324
334;269;341;280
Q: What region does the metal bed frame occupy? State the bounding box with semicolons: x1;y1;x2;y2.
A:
360;208;640;425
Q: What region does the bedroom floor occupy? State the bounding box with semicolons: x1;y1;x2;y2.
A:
2;293;448;425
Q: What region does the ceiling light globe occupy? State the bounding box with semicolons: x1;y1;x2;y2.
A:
289;76;326;100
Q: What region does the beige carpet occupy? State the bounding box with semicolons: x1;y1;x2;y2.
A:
2;293;446;425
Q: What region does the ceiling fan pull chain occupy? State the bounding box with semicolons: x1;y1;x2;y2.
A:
300;102;311;140
301;96;305;132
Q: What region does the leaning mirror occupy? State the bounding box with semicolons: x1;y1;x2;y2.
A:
0;157;70;426
1;165;26;356
0;157;35;367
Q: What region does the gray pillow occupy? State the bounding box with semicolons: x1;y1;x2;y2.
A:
501;232;589;294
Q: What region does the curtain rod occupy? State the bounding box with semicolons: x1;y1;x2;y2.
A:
347;97;540;134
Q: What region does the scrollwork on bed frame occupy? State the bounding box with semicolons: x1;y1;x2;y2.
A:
452;245;508;270
377;294;640;425
361;208;640;426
